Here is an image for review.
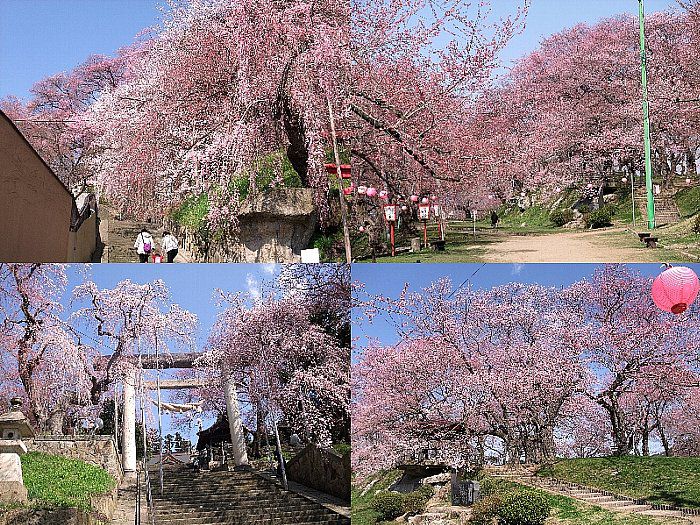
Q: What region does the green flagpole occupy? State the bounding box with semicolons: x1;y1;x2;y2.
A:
638;0;655;229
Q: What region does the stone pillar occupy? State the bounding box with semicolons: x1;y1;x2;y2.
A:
0;398;34;505
224;376;249;467
122;369;137;474
0;441;28;504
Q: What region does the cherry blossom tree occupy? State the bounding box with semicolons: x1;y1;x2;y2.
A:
71;278;198;406
197;291;350;448
0;264;88;433
353;265;700;476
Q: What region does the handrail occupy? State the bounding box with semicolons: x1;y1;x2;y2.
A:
135;460;156;525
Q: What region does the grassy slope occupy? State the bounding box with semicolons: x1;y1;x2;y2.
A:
538;457;700;509
351;470;402;525
674;186;700;218
352;471;685;525
21;452;115;511
485;477;686;525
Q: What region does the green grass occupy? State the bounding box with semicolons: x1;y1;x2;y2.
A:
21;452;115;512
674;186;700;218
481;475;685;525
351;470;402;525
546;491;686;525
538;457;700;509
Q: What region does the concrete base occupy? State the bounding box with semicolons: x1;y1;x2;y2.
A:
0;481;28;505
0;452;23;482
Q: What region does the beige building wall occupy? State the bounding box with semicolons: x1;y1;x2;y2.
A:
67;212;97;262
0;111;75;262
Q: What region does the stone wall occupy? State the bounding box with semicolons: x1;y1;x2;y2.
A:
167;188;318;263
26;436;123;484
286;445;350;501
0;487;117;525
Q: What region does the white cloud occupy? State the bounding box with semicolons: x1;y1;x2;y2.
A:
246;273;261;300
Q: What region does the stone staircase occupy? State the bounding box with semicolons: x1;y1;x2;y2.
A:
634;187;681;226
148;465;351;525
488;468;688;520
100;208;192;263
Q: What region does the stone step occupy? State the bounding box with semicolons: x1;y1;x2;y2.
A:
143;467;348;525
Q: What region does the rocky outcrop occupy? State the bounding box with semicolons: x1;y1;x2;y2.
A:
286;445;351;501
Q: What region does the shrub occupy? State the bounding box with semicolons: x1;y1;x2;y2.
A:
693;215;700;234
372;491;405;521
469;494;502;525
550;208;575;227
577;204;591;215
417;484;435;499
403;491;429;515
497;491;551;525
586;206;614;229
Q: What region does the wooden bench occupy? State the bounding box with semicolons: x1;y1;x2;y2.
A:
643;237;659;248
431;240;447;252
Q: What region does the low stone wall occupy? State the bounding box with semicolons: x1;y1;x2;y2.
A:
286;445;350;501
167;188;318;262
26;436;122;484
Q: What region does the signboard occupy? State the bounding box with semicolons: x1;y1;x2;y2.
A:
419;204;431;221
300;248;320;263
432;205;441;219
451;475;480;507
384;204;399;222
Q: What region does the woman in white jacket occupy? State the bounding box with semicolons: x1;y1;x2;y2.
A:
161;231;179;263
134;229;155;263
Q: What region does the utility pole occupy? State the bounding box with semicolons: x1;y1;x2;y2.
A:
638;0;655;229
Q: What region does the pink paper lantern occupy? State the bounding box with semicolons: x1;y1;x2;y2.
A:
421;197;429;204
366;187;378;197
410;195;419;203
357;185;367;195
651;266;700;314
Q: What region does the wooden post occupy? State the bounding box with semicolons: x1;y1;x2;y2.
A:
327;98;352;263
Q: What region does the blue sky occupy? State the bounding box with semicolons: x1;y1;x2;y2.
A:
60;263;278;441
0;0;680;100
352;263;700;348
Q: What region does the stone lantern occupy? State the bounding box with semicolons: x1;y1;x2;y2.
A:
0;397;35;504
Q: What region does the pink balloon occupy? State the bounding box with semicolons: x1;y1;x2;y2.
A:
652;266;700;314
410;195;419;203
366;187;378;197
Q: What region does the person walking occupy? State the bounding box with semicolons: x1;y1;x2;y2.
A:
134;229;155;263
490;210;499;229
161;231;179;263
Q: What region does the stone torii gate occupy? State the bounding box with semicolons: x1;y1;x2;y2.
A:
114;353;248;475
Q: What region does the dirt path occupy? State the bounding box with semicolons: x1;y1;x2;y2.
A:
482;228;661;263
